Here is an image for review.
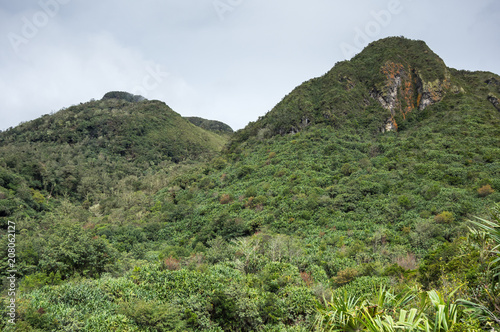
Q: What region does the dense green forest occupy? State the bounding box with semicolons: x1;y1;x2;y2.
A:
1;37;499;331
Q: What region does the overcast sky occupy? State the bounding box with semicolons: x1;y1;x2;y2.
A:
1;0;499;131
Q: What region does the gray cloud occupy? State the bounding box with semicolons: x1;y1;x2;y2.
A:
1;0;499;131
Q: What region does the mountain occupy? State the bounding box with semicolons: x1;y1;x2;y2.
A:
235;37;497;141
1;37;499;331
0;93;229;205
185;37;500;246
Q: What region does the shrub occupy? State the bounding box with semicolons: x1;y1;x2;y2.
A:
477;184;494;197
199;177;215;190
340;163;354;176
19;272;63;293
30;189;45;205
117;299;187;331
261;262;302;293
212;157;227;170
397;195;412;209
220;194;232;204
236;165;254;179
245;185;258;198
421;183;441;200
279;285;316;321
163;256;181;271
448;322;482;332
332;267;358;287
274;169;286;177
434;211;454;224
252;195;267;207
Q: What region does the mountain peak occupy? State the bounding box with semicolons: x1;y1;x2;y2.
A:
352;37;455;131
352;36;448;82
234;36;470;140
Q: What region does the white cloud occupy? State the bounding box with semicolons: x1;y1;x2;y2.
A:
1;0;499;131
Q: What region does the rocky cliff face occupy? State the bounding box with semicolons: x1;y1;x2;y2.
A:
371;61;460;132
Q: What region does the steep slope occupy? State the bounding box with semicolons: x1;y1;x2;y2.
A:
205;37;500;238
156;37;500;257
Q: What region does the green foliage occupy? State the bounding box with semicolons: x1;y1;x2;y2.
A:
185;116;234;134
39;222;117;278
0;98;227;201
232;37;455;141
117;299;187;331
2;38;500;330
332;267;359;287
315;286;469;332
19;271;63;293
102;90;145;102
260;262;302;292
434;211;455;224
458;205;500;326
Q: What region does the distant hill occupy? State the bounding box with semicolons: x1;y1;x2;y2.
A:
184;116;234;134
0;95;227;201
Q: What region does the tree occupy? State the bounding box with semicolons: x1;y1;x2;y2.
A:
38;222;116;278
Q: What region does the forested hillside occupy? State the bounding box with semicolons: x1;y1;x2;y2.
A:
1;37;499;331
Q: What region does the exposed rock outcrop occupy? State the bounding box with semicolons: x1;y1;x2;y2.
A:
488;93;500;111
372;61;455;131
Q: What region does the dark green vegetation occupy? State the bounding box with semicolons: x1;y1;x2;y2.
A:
185;117;234;135
1;37;499;331
102;91;146;103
